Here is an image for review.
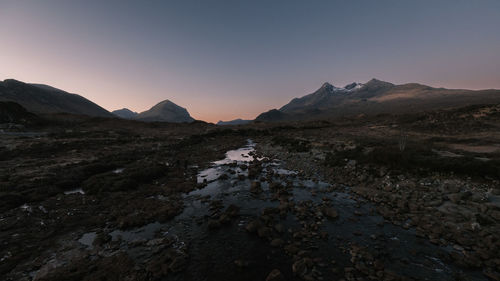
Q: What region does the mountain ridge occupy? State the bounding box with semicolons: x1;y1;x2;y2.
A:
0;79;113;117
0;79;195;123
216;118;252;126
257;79;500;122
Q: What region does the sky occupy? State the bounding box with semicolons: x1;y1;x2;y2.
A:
1;0;499;122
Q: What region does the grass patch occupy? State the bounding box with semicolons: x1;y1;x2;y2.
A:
272;136;311;152
325;141;500;179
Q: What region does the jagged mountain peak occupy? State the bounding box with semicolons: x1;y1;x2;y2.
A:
259;79;500;122
319;81;366;94
344;82;364;90
321;82;333;89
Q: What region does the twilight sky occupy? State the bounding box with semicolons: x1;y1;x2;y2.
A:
1;0;499;122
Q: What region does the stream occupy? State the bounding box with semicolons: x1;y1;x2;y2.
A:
81;139;486;280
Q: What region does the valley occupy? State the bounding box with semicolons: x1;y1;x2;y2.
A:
1;103;499;281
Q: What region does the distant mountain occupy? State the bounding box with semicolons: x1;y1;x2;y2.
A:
0;79;113;117
135;100;194;123
112;108;138;119
256;79;500;122
216;118;252;126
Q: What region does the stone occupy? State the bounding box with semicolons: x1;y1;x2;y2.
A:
266;269;285;281
245;220;261;233
234;259;250;267
270;238;284;247
250;181;263;194
257;226;272;238
322;207;338;219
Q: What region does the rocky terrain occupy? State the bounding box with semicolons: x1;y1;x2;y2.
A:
1;103;499;280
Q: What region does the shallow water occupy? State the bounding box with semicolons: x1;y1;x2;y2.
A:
78;232;96;249
86;139;486;280
64;188;85;195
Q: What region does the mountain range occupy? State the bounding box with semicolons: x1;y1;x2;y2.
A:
114;100;194;123
0;79;194;123
256;79;500;121
2;78;499;124
216;119;252;126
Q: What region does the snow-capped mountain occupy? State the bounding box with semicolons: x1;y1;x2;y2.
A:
277;80;377;114
256;79;500;122
320;82;364;93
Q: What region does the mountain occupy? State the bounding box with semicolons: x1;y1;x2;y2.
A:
0;79;112;117
216;118;252;126
135;100;194;123
256;79;500;121
112;108;138;119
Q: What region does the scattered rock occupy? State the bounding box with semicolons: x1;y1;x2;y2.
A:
266;269;285;281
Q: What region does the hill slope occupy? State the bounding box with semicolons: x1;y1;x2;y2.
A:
0;101;38;124
0;79;112;117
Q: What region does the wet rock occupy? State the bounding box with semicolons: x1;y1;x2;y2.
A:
274;223;285;233
208;219;221;229
270;238;284;247
250;181;263;194
483;268;500;281
0;193;26;213
224;204;240;217
292;258;313;277
169;255;187;273
266;269;285;281
245;220;261;233
218;173;229;180
234;259;250;268
321;207;338;219
269;182;283;191
257;226;273;238
448;193;463;203
284;244;300;255
92;232;111;247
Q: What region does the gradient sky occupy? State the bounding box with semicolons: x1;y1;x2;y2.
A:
1;0;499;122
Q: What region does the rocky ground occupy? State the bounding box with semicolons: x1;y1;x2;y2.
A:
255;103;500;280
0;115;250;280
0;104;499;281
